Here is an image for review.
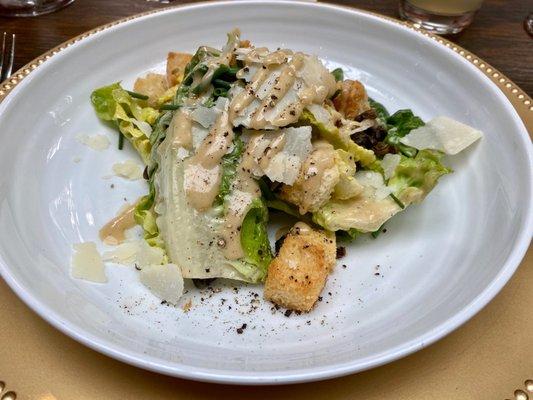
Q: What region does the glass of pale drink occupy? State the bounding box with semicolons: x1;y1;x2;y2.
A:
399;0;484;34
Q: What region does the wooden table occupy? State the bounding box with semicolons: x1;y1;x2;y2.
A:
0;0;532;95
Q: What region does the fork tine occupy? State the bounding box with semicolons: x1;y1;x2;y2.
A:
0;33;6;80
1;33;15;83
5;34;15;80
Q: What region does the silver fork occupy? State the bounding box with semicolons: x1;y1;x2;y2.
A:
0;32;15;83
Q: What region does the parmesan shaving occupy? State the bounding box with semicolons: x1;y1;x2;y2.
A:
112;160;143;180
400;116;483;155
382;153;401;180
71;242;107;283
140;264;184;305
102;240;165;267
76;134;110;151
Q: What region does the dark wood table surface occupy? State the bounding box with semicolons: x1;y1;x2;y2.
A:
1;0;532;95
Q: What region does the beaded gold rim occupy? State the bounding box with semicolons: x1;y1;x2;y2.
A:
505;378;533;400
0;1;531;115
0;380;17;400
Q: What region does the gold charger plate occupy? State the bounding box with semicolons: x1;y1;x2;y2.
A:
0;4;531;399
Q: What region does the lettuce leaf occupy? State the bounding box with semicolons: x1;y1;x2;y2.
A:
300;109;376;167
134;188;165;249
368;98;389;125
266;199;302;219
313;190;401;233
336;228;360;242
132;112;174;253
216;135;245;205
331;67;344;82
385;109;424;158
388;150;451;205
236;198;272;282
91;82;159;164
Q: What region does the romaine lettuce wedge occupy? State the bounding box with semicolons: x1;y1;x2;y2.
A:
91;83;159;164
233;198;272;282
153;124;270;282
388;150;451;205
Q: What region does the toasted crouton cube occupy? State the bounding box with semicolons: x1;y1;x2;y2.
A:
333;79;371;120
166;52;193;87
264;223;336;312
133;73;168;107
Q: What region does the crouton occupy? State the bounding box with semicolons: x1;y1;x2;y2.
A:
264;222;336;312
333;79;371;120
166;52;193;87
279;141;340;214
133;73;168;107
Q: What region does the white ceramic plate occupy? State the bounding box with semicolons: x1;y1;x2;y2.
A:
0;1;531;385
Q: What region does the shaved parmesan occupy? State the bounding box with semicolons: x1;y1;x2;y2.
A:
246;126;313;185
71;242;107;283
231;53;336;129
355;170;392;200
103;240;165;267
102;241;139;264
400;116;482;155
190;106;220;128
136;241;166;267
237;64;259;82
76;134;110;151
176;147;190;161
382;153;401;180
306;104;332;127
263;126;313;184
112;160;143;180
140;264;184;305
191;124;210;151
131;119;152;137
296;55;336;101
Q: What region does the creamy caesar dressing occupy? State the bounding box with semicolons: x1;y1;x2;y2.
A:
168;109;193;149
99;204;137;245
258;133;286;171
249;54;304;129
229;67;270;122
240;47;292;65
220;168;261;260
239;131;287;176
301;141;336;196
230;50;336;130
184;107;234;211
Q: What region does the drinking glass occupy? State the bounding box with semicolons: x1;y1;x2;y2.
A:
399;0;484;34
0;0;74;17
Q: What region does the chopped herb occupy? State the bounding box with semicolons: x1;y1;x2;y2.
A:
118;132;124;150
213;78;232;89
390;193;405;209
159;104;181;110
126;90;149;100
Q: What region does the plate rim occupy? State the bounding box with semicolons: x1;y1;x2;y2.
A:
0;0;531;385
